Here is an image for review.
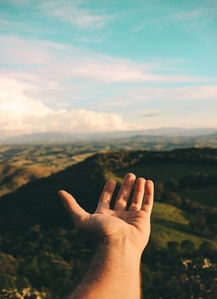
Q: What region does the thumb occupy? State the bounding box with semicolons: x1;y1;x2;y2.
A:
58;190;89;226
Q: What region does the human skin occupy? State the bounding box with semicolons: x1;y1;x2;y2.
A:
58;173;154;299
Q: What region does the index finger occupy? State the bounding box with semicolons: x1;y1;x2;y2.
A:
96;179;116;211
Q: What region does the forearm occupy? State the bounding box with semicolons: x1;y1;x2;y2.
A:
69;237;142;299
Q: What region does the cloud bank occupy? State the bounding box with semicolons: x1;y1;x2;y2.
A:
0;78;141;137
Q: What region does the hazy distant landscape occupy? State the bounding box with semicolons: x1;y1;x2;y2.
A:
1;127;217;144
1;129;217;197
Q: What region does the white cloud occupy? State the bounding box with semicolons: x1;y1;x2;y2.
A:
0;35;204;85
39;0;112;29
104;85;217;107
171;6;217;22
0;78;141;137
67;60;202;83
142;85;217;101
132;5;217;40
0;36;50;65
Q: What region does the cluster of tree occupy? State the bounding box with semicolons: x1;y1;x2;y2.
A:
154;178;217;239
0;226;92;298
0;287;47;298
142;239;217;299
165;173;217;191
0;226;217;299
179;173;217;188
159;192;217;240
94;148;217;169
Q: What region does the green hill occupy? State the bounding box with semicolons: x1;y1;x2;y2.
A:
152;202;216;248
0;148;217;298
0;164;59;196
0;148;216;247
0;145;94;196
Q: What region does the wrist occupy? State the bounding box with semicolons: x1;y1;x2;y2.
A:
98;235;142;261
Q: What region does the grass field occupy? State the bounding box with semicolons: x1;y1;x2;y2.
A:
152;202;216;248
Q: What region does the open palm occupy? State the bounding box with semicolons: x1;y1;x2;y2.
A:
59;173;154;252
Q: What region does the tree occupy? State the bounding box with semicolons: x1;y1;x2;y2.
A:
0;252;17;289
189;214;206;234
181;239;195;253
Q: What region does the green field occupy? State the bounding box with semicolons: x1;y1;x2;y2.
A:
152;202;216;248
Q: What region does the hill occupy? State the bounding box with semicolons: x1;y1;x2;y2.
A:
1;139;217;199
0;148;217;298
0;148;216;245
0;145;94;196
0;164;58;196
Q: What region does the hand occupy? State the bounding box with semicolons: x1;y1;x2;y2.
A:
58;173;154;253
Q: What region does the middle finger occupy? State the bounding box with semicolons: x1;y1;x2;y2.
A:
114;173;136;211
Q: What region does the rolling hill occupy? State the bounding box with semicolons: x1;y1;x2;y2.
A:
0;147;216;248
0;164;58;196
0;147;217;298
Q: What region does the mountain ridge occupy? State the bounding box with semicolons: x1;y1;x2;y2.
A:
1;127;217;144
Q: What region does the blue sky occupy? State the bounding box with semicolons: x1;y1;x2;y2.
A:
0;0;217;136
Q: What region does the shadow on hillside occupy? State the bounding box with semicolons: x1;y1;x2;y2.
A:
154;217;191;234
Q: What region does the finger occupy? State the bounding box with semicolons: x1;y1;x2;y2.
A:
58;190;90;226
129;177;146;211
141;180;154;214
96;179;116;211
114;173;136;210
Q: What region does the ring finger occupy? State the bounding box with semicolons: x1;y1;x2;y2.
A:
129;177;145;211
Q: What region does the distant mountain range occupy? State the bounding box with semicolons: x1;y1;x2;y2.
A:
1;127;217;144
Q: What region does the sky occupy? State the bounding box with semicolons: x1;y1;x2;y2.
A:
0;0;217;137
